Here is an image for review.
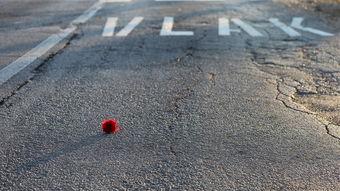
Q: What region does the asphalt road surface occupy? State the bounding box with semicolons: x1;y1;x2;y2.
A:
0;0;339;190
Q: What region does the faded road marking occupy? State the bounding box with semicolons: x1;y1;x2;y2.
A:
231;18;263;37
0;2;103;86
102;17;118;37
269;18;301;37
218;18;240;36
160;17;194;36
291;17;333;36
100;17;333;38
72;2;103;25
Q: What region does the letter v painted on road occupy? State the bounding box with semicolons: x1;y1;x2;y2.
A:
102;17;144;37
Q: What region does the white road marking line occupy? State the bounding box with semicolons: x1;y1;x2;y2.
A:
269;18;301;37
100;0;131;2
72;2;103;25
0;2;103;86
102;17;118;37
231;18;263;37
291;17;333;36
116;17;144;37
218;18;230;36
160;17;194;36
218;18;240;36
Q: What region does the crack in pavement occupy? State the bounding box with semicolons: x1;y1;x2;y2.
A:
167;54;199;157
165;36;209;157
247;39;340;140
275;79;316;115
325;124;340;140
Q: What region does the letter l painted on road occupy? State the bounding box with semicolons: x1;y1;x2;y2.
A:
160;17;194;36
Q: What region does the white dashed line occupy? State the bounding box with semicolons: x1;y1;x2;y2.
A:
116;17;144;37
269;18;301;37
0;2;103;86
160;17;194;36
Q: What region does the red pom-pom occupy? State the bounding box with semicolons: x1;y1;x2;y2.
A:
101;119;119;134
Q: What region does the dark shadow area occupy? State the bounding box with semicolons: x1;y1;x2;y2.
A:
14;133;109;172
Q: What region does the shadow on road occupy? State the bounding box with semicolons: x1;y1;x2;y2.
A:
14;133;109;172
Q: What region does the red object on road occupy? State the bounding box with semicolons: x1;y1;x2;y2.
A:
102;119;119;134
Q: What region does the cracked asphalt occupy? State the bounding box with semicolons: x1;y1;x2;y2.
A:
0;0;339;190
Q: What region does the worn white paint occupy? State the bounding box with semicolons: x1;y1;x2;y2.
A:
102;17;118;37
231;18;263;37
72;2;103;25
116;17;144;37
0;2;103;86
218;18;230;36
269;18;301;37
218;18;240;36
160;17;194;36
291;17;333;36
